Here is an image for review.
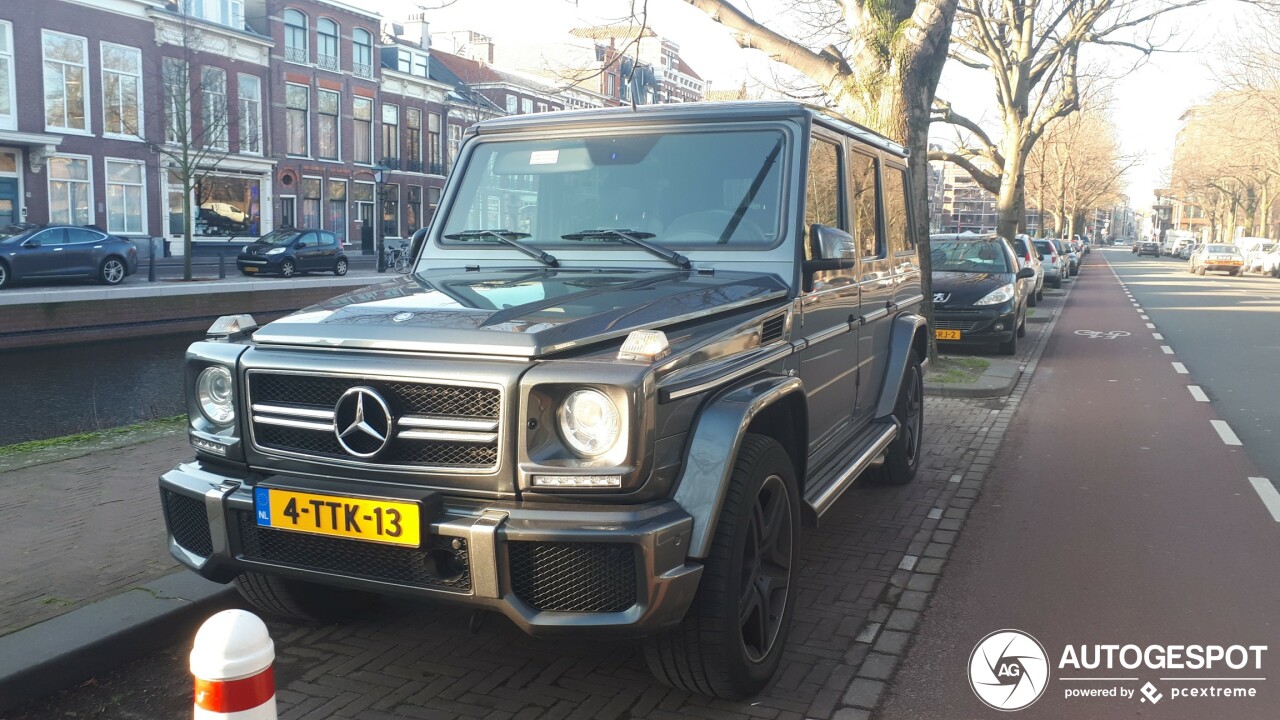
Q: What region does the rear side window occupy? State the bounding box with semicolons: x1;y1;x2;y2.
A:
848;151;880;259
66;228;104;244
320;232;338;247
804;138;843;244
882;165;913;254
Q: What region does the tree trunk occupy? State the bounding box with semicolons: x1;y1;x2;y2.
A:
996;143;1027;240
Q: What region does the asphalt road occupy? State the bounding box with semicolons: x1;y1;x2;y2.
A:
880;248;1280;718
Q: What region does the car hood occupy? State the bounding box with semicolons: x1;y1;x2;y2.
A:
252;267;790;357
931;271;1016;306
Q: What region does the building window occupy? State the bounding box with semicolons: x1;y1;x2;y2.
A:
353;181;374;231
279;195;296;228
317;89;339;160
381;103;399;168
505;94;516;114
407;185;421;234
353;96;373;163
353;28;374;78
301;176;321;229
405;108;422;172
105;159;146;235
201;66;228;150
43;31;90;132
447;124;462;169
606;74;615;98
0;22;12;130
237;74;262;154
394;49;427;78
521;98;532;114
327;179;347;243
316;18;339;71
427;186;441;220
427;112;441;174
101;43;142;138
382;183;399;238
48;155;92;225
184;0;244;29
536;102;547;113
284;9;308;64
286;83;309;156
162;58;188;144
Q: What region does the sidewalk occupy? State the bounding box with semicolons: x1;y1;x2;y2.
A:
0;273;1077;714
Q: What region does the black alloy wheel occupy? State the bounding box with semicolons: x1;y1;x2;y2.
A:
871;350;924;485
738;472;794;664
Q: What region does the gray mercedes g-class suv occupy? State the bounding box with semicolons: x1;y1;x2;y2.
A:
160;101;927;699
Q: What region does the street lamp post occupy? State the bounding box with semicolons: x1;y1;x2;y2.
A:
373;167;386;273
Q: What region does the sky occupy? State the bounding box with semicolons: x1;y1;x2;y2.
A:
372;0;1256;209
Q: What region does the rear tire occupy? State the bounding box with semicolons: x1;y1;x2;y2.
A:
868;350;924;486
644;434;799;699
1028;289;1038;307
334;258;348;276
0;261;8;289
234;572;378;623
1051;275;1062;289
1197;265;1206;276
99;257;126;285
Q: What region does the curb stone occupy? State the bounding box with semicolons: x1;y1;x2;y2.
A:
831;260;1078;715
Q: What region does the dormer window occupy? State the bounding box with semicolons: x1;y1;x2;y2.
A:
183;0;244;29
394;48;428;78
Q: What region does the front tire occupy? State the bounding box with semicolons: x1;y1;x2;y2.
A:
234;572;378;623
868;350;924;486
644;434;799;699
998;331;1017;356
280;259;296;278
99;257;126;285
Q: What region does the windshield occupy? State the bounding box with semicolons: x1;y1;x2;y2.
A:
931;240;1013;273
0;224;35;241
255;229;302;247
438;129;786;251
1207;245;1239;254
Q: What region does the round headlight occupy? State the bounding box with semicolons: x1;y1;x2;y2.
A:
557;389;621;458
196;366;235;425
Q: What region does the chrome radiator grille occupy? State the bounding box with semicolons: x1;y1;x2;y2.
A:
247;371;501;471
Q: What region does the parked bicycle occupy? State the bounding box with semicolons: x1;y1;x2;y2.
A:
387;245;412;273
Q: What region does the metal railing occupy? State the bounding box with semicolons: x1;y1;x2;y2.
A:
379;157;401;171
353;62;373;79
284;46;307;64
317;55;339;72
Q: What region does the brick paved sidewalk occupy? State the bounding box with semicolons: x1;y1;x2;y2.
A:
7;280;1073;717
0;434;189;636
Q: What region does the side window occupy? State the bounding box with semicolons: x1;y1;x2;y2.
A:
848;151;881;259
66;228;103;244
803;138;842;259
320;232;337;247
297;232;315;247
883;165;913;254
36;228;67;245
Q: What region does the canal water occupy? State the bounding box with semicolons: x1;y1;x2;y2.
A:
1;332;203;446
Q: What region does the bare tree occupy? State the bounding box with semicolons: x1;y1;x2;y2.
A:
931;0;1232;240
681;0;960;356
1024;107;1137;237
146;8;236;280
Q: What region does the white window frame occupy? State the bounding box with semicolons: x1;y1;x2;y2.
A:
100;43;144;140
201;66;229;151
283;9;309;64
237;73;262;155
162;57;191;146
520;98;532;114
352;95;374;165
327;177;347;243
352;28;374;78
47;153;94;226
301;175;323;229
104;157;147;235
317;88;341;161
42;30;92;134
505;94;517;114
316;18;340;71
0;22;15;131
285;82;310;157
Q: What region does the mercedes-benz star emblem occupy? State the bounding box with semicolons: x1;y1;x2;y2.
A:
393;312;414;322
333;387;393;458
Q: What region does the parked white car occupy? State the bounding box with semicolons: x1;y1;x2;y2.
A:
1242;241;1275;274
1260;244;1280;277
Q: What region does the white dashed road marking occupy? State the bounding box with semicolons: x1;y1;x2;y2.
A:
1172;362;1188;374
1248;478;1280;522
1188;386;1209;402
1153;332;1164;340
1211;420;1242;446
1161;346;1174;354
1146;323;1156;329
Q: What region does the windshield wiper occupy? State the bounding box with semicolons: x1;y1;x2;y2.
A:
441;229;558;267
561;229;691;270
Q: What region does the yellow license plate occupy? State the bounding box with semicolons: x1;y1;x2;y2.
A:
936;329;961;340
243;266;258;273
254;488;421;546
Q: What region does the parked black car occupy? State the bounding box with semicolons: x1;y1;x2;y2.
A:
236;229;348;277
160;101;929;699
930;233;1035;355
0;224;139;289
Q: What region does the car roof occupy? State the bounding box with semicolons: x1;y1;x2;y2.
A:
467;100;909;158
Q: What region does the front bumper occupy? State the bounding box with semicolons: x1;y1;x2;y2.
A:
159;461;702;638
932;304;1018;344
236;256;284;272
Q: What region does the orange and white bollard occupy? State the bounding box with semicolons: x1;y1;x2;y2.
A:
190;609;277;719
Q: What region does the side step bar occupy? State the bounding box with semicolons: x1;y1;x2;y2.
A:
803;421;898;523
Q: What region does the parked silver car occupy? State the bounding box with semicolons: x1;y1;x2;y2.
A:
1032;238;1067;289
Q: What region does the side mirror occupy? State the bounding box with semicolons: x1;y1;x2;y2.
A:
21;239;41;249
409;226;429;262
1016;266;1035;280
809;224;856;261
295;241;307;248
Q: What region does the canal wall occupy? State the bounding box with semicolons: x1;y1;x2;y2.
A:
0;276;383;350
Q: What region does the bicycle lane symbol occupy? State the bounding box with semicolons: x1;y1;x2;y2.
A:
1074;330;1131;340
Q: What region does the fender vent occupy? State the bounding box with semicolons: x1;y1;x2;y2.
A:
761;314;786;344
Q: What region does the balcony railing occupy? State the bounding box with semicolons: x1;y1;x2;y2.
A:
284;46;307;64
317;54;339;72
353;62;374;79
428;162;445;176
406;159;423;173
379;157;401;171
